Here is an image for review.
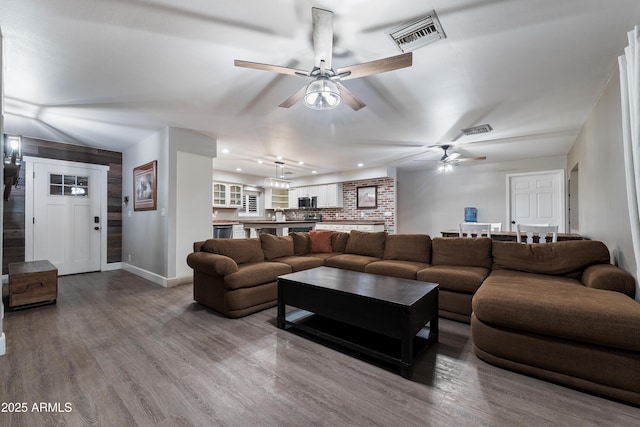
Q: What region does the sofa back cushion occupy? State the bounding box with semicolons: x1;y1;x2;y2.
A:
492;240;611;276
331;231;350;253
309;230;333;253
290;232;310;255
344;230;387;258
383;234;431;263
431;237;492;268
260;234;294;260
201;238;264;264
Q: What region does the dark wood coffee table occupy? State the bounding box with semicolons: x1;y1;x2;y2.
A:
277;266;438;379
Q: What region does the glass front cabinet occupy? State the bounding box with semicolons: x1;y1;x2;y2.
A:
213;182;243;208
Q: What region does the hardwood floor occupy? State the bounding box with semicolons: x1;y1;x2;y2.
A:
1;270;638;426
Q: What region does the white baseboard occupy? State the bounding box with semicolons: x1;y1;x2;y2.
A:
121;263;191;288
103;262;123;271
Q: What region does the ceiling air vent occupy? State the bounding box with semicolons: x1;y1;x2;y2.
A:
461;124;493;136
388;10;446;53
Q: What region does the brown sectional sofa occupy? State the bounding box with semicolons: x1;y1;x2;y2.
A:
186;230;640;405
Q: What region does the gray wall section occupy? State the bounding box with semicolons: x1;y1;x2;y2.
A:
397;156;567;236
568;70;638;299
122;127;216;281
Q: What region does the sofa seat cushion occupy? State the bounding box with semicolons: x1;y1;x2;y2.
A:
225;262;292;290
270;256;324;272
325;254;381;272
304;252;342;262
473;270;640;352
365;260;429;280
417;265;489;294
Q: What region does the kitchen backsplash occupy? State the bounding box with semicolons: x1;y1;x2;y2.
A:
287;177;396;233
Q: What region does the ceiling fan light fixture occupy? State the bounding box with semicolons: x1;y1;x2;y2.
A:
304;77;341;110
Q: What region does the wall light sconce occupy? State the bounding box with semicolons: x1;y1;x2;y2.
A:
4;135;22;165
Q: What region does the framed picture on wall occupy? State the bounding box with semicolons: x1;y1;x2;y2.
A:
133;160;157;211
356;185;377;208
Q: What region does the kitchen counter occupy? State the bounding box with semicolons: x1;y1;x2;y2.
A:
212;220;239;225
318;220;386;225
239;220;317;237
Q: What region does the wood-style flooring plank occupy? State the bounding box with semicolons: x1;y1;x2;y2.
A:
1;270;639;427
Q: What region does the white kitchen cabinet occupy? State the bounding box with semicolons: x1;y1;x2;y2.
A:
265;187;289;210
213;182;243;208
298;185;319;198
317;183;343;208
288;188;298;209
356;224;385;232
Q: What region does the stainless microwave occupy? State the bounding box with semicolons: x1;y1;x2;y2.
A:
298;196;317;209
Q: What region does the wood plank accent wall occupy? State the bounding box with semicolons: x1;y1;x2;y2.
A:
2;137;122;274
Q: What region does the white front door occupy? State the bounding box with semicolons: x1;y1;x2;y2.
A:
507;170;565;232
28;160;106;275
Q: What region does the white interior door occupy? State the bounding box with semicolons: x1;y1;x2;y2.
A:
507;170;565;232
31;161;103;275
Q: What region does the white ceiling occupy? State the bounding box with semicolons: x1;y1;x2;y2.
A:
2;0;640;179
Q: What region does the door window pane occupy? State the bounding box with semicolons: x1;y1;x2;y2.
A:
49;174;89;197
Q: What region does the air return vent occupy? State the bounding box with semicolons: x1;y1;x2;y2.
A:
461;124;493;136
388;10;446;53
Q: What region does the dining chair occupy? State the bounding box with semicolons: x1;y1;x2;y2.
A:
459;223;492;238
516;224;558;243
490;223;502;232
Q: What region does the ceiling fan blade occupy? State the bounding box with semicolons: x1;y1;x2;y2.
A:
448;152;461;160
234;60;309;77
312;7;334;70
456;156;487;162
337;52;412;80
279;85;307;108
336;82;366;111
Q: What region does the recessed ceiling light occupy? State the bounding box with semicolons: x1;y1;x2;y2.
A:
277;155;283;160
312;170;317;174
221;148;230;154
357;163;364;167
257;160;263;164
236;168;242;172
298;161;304;165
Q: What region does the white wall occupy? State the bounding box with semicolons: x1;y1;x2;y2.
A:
567;70;637;298
397;156;566;237
169;128;216;283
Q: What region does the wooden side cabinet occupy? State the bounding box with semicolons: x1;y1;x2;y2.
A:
8;260;58;310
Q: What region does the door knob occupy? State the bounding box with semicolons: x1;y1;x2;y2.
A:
511;221;516;224
94;226;100;230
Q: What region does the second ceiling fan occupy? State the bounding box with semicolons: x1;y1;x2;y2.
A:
437;144;486;171
234;7;413;111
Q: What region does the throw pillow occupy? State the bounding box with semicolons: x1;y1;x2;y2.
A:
309;230;333;253
260;234;294;260
344;230;386;258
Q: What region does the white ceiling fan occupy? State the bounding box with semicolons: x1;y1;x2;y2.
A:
436;144;486;171
234;7;413;111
